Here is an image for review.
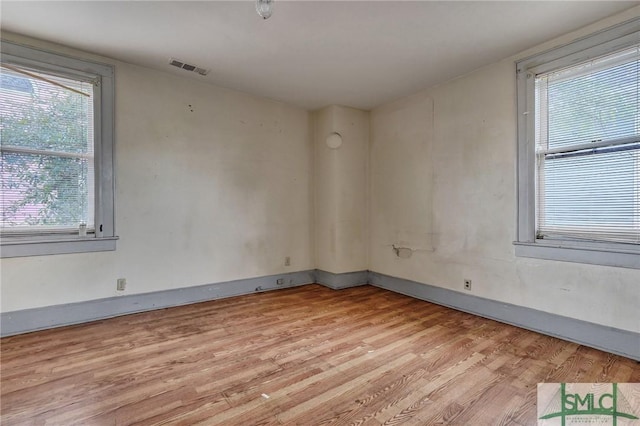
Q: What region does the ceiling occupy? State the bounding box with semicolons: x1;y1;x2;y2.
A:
0;1;636;110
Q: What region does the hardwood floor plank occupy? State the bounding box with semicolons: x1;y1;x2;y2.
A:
371;352;487;425
1;284;637;426
304;357;431;425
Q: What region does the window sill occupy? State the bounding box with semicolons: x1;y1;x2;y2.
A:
1;236;118;258
514;240;640;269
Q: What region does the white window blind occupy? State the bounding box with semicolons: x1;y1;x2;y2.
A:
0;64;95;235
534;45;640;245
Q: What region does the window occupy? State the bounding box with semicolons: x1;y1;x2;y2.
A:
0;41;116;257
515;19;639;269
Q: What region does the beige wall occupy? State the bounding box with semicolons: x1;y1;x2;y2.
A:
0;33;314;312
2;7;639;334
369;8;640;332
314;105;369;273
370;92;434;273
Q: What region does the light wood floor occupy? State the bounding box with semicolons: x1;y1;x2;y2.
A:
1;284;638;425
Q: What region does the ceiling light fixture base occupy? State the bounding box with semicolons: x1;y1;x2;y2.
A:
256;0;274;20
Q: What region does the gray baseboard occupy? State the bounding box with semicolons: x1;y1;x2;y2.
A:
368;271;640;361
0;270;315;337
3;268;638;361
315;269;368;290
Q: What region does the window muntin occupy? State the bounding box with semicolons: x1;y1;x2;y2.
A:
1;65;96;235
534;45;640;245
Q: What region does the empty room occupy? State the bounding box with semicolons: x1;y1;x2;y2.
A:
1;1;639;425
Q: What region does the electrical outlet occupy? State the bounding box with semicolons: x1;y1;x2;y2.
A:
276;278;284;285
117;278;126;291
284;256;291;266
464;279;472;291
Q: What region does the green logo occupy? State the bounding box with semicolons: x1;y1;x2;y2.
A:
539;383;639;426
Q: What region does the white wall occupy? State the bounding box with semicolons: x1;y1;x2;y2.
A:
0;33;314;312
314;105;369;273
370;8;640;333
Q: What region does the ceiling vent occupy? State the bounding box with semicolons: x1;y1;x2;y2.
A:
169;58;209;76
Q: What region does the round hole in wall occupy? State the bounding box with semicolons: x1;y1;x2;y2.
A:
326;132;343;149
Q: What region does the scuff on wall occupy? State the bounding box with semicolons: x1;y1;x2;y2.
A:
392;245;413;259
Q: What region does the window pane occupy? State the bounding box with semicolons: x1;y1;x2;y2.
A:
0;64;95;233
0;152;94;230
538;47;639;151
535;45;640;245
0;67;94;155
540;147;639;241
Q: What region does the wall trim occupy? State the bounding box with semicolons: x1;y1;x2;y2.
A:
0;270;315;337
314;269;368;290
368;271;640;361
3;269;637;361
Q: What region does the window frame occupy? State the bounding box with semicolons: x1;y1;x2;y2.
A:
1;40;117;258
514;18;640;269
